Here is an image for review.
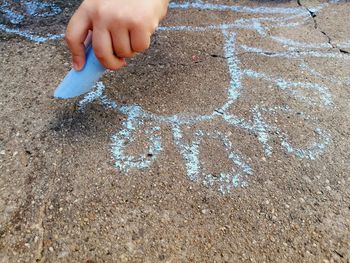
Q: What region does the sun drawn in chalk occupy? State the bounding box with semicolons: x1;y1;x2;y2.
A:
77;2;349;194
2;1;349;194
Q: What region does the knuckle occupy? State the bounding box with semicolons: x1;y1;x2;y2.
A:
94;6;124;24
129;17;145;28
95;5;107;18
93;4;111;21
112;11;126;24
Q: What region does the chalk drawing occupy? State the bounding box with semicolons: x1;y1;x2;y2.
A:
1;1;348;194
0;0;63;42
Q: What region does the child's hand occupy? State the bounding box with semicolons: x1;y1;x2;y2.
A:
65;0;169;71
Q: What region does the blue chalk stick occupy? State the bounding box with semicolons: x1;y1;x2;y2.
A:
54;44;106;99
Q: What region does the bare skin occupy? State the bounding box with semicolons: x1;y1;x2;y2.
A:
65;0;169;71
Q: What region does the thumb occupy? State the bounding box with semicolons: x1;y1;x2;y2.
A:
65;11;91;71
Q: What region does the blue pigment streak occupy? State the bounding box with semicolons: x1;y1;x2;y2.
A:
0;0;63;41
158;12;309;33
239;45;350;60
168;1;310;15
25;1;61;17
223;31;240;102
299;61;350;84
270;36;332;49
0;24;64;42
171;127;253;193
243;69;333;107
337;41;350;49
0;1;24;24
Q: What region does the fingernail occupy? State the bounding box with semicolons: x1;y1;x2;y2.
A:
122;59;127;67
73;56;83;71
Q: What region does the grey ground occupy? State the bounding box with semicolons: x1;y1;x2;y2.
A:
0;0;350;262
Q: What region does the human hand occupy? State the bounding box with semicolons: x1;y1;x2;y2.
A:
65;0;169;71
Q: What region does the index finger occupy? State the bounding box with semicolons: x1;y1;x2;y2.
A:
65;10;92;70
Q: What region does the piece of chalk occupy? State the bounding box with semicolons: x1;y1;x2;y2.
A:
54;44;106;99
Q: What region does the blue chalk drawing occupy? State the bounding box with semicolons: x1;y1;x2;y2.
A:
0;0;24;24
1;1;349;194
0;0;63;42
24;1;61;17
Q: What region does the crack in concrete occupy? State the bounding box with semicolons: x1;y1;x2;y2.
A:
297;0;334;48
339;48;350;54
297;0;347;53
236;49;345;57
209;54;231;59
196;50;232;60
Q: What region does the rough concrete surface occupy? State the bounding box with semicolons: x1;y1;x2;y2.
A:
0;0;350;262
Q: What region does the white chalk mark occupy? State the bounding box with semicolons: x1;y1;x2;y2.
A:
0;0;342;194
243;69;333;107
168;1;312;15
299;61;350;84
